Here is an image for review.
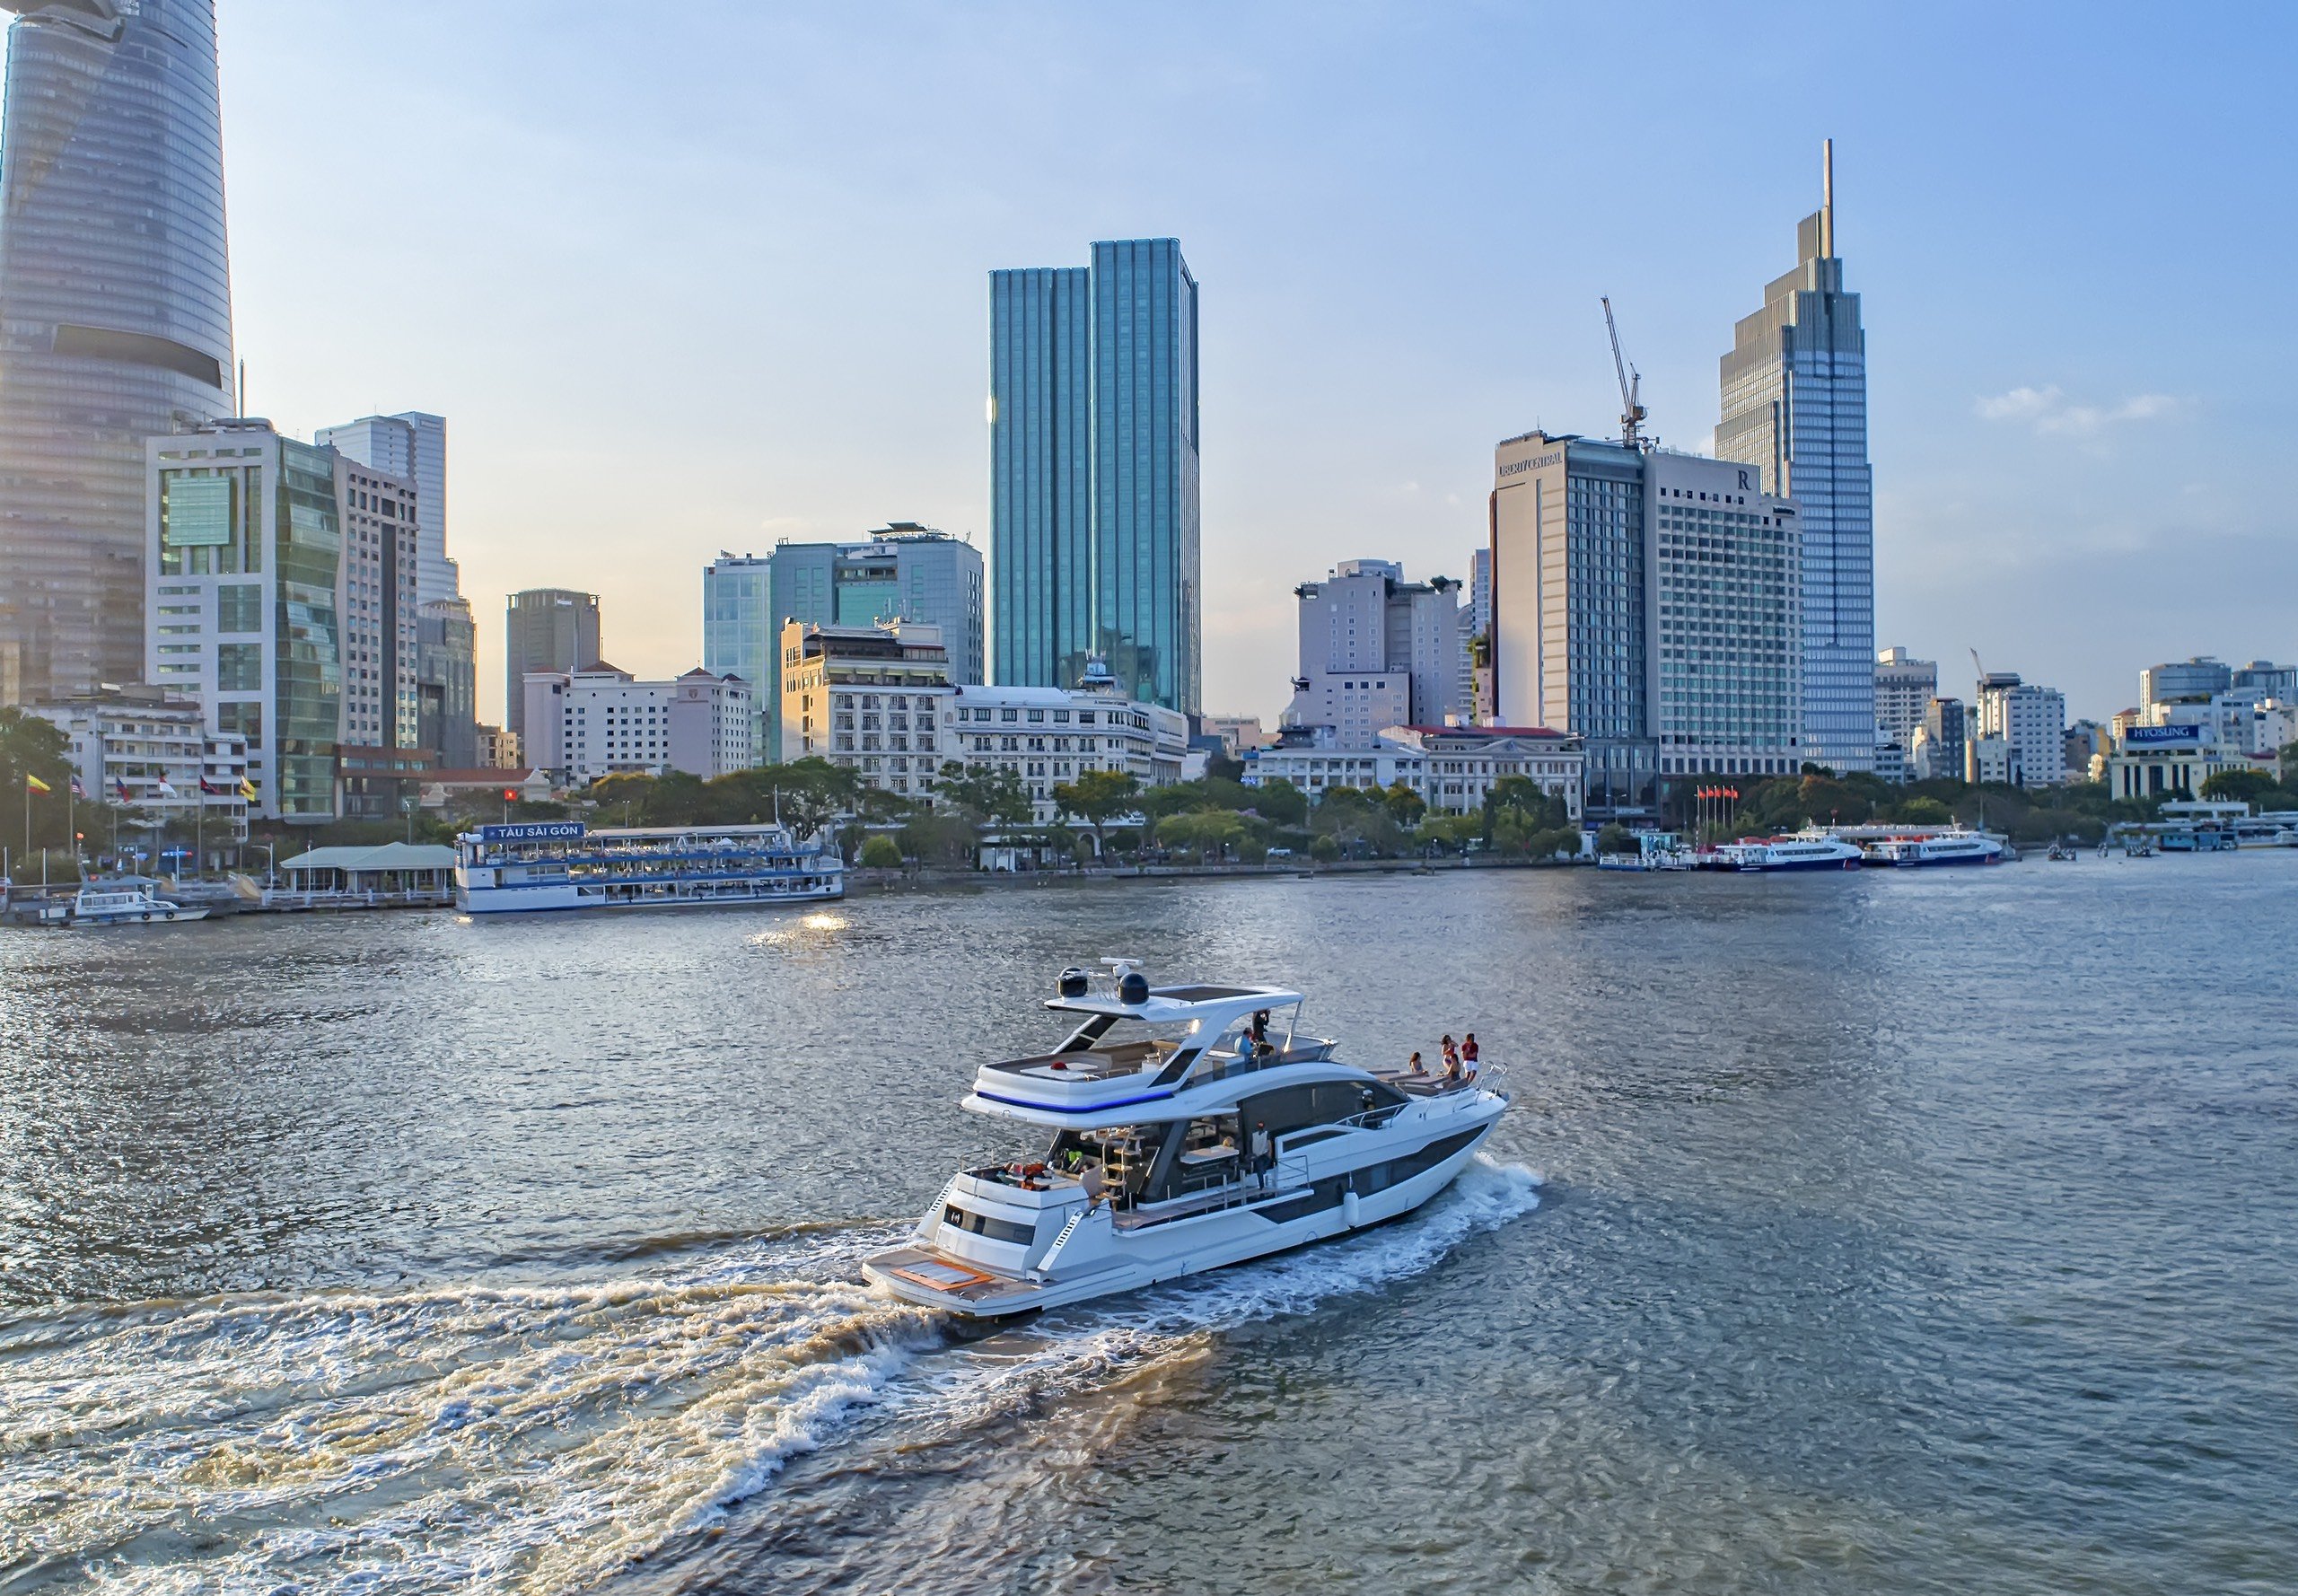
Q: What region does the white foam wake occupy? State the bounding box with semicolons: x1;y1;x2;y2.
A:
0;1158;1541;1594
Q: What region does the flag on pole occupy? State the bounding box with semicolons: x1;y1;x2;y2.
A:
115;777;132;802
155;778;179;798
23;772;49;794
70;776;88;799
239;777;258;800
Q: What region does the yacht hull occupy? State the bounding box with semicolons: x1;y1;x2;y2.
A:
865;1101;1503;1319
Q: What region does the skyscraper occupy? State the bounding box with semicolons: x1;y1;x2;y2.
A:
704;523;983;760
1717;140;1876;775
317;413;456;605
990;238;1199;715
1490;431;1801;816
504;589;600;738
0;0;235;706
145;419;342;821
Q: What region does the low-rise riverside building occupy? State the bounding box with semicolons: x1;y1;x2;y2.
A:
2105;721;2276;801
523;662;756;786
28;685;251;855
940;670;1188;820
1244;723;1584;820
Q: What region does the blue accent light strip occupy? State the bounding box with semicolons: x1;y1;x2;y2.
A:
973;1087;1176;1114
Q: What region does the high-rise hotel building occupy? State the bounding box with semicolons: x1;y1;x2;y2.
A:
990;238;1200;715
1717;142;1877;775
0;0;236;706
1489;433;1801;817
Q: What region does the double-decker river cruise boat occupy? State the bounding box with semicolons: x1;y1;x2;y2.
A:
864;961;1510;1319
453;820;842;915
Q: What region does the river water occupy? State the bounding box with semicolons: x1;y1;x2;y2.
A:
1;855;2293;1594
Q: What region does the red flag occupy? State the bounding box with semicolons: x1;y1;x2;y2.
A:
503;788;517;802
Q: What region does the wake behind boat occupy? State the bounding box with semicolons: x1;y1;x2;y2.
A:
865;961;1509;1319
454;820;842;914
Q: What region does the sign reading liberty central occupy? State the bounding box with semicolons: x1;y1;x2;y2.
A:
1497;450;1564;480
479;821;587;844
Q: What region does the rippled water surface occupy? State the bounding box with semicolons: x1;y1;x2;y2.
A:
2;857;2294;1594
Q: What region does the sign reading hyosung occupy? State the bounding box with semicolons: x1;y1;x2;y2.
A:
479;820;587;843
2124;724;2204;748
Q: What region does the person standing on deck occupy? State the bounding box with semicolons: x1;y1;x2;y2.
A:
1461;1033;1479;1080
1249;1121;1273;1188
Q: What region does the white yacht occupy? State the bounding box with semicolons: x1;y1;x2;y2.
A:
1861;829;2005;868
69;881;209;925
454;820;842;914
1717;834;1865;873
864;962;1510;1319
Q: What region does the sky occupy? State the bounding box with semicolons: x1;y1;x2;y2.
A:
220;1;2298;728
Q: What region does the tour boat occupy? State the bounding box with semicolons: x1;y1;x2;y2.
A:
864;962;1510;1319
69;881;209;925
1718;834;1865;872
1860;829;2005;868
453;820;842;914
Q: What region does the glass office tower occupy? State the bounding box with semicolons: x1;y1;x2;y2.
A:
706;524;983;760
1716;142;1876;775
0;0;235;706
990;238;1199;715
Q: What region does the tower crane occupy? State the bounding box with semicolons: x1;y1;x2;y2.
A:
1601;296;1650;452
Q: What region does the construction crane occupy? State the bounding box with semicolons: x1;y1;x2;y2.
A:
1601;295;1649;452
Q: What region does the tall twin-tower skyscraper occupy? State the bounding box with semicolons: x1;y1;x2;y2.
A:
0;0;235;706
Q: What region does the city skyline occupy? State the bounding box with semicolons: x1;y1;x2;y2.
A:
202;4;2294;727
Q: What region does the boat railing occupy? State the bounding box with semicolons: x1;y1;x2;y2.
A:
1182;1039;1338;1087
982;1039;1173;1082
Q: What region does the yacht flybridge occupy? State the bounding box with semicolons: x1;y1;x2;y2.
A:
864;961;1510;1319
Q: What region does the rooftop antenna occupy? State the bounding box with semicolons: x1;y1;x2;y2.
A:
1821;137;1835;259
1601;296;1649;452
237;358;246;420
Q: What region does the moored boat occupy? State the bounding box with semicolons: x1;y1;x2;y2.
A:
1860;829;2005;868
68;881;210;925
864;961;1510;1318
1718;834;1864;873
454;820;842;914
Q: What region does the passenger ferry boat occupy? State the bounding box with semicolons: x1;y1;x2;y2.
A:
453;820;842;915
1718;834;1865;873
1860;829;2005;868
69;881;209;925
864;962;1510;1319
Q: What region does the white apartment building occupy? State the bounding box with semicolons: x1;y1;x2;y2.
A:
1874;647;1936;751
1975;673;2066;786
780;619;955;802
941;672;1188;821
522;662;755;785
1285;560;1465;741
1244;724;1583;820
1964;734;2022;787
27;688;250;855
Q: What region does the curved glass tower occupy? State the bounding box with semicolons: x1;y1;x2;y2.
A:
0;0;234;705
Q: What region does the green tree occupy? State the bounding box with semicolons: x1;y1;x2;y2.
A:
1381;780;1426;827
1157;809;1257;862
858;834;903;869
899;810;978;867
1595;822;1635;856
1248;776;1308;828
1050;767;1140;858
0;706;74;866
2200;768;2276;807
1892;795;1953;825
934;761;1032;828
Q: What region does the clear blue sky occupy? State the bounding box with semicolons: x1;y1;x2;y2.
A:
223;1;2296;726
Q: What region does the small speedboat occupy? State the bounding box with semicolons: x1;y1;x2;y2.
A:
69;882;209;925
864;960;1510;1318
